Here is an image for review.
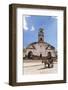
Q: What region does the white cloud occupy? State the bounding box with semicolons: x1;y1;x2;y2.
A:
23;16;28;31
30;26;35;31
23;16;35;32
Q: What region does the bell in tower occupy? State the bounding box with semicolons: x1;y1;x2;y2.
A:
38;28;44;43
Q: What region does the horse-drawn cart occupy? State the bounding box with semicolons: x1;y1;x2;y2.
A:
42;52;53;68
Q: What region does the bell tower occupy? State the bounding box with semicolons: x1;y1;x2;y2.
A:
38;28;44;43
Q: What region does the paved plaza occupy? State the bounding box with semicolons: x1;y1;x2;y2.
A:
23;60;57;75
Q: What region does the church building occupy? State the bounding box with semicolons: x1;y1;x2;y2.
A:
23;28;57;60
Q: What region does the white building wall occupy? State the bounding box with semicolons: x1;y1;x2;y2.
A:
26;43;56;57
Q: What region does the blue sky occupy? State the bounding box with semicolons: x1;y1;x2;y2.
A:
23;15;57;49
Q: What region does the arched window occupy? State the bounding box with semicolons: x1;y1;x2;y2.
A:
28;51;33;59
